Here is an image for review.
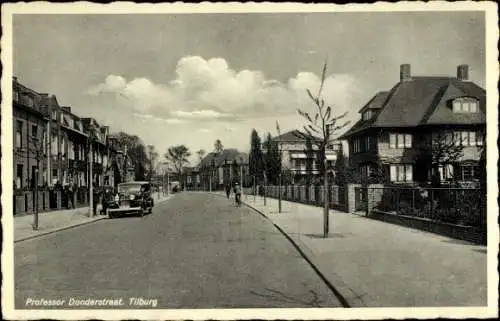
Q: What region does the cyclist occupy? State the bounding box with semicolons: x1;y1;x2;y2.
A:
233;182;242;206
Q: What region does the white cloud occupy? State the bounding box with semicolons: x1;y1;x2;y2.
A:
198;128;211;133
90;55;361;122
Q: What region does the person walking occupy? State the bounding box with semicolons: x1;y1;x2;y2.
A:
225;184;231;199
233;182;242;207
92;183;100;216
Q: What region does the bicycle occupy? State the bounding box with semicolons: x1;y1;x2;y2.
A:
235;193;242;207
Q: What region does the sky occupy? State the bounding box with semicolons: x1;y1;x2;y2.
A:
13;11;485;164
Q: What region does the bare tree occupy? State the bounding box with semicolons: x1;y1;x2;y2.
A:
295;60;351;237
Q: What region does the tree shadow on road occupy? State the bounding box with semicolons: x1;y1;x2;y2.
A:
249;287;323;307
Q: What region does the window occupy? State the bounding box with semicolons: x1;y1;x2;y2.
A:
16;164;23;188
52;169;58;179
362;110;373;121
452;98;479;113
460;165;479;181
31;124;38;138
454;131;483;147
16;120;23;148
52;110;57;120
389;164;413;182
389;133;412;149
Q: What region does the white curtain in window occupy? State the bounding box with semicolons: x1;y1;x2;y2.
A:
397;165;405;181
477;132;484;146
389;134;396;148
469;131;476;146
390;165;397;182
461;131;469;146
397;134;405;148
405;134;412;148
470;102;478;113
453;101;461;113
405;165;413;182
454;132;461;146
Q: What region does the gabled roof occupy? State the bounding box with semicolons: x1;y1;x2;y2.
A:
200;148;248;167
341;76;486;139
359;91;390;113
273;130;321;143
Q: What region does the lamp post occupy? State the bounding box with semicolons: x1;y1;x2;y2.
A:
276;121;283;213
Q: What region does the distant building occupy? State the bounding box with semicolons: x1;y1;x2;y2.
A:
270;130;341;183
199;149;249;189
340;64;485;186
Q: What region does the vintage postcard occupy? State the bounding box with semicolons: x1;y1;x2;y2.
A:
1;1;498;320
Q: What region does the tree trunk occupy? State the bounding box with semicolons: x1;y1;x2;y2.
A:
323;150;329;238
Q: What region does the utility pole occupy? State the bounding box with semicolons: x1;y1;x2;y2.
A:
240;163;243;198
32;136;42;231
276;121;283;213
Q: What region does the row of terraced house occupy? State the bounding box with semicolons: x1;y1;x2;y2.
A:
11;77;135;215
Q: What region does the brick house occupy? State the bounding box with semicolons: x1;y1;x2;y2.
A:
13;77;48;188
340;64;486;186
271;130;340;183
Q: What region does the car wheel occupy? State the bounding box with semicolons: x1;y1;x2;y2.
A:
148;207;153;214
140;208;145;217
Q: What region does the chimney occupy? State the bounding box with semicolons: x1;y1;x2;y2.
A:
457;64;469;81
400;64;411;82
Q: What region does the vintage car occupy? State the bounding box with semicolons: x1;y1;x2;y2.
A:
107;181;154;218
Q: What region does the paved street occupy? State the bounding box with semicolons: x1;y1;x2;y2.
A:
15;192;342;309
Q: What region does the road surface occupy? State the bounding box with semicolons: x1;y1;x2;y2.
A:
15;192;342;309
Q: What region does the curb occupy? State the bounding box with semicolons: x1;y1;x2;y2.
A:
15;195;175;243
14;216;107;243
241;200;351;308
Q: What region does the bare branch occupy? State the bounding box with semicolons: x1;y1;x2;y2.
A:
331;110;349;122
306;89;315;102
325;106;331;121
318;60;327;97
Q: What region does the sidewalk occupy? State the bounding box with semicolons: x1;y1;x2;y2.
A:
243;195;487;307
14;194;173;243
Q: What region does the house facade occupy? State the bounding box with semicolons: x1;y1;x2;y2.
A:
272;130;340;183
81;118;110;187
13;77;48;189
341;64;485;186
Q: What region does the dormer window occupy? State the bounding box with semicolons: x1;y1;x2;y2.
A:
362;109;374;121
452;98;479;113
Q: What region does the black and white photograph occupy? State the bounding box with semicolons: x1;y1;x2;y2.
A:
1;2;498;320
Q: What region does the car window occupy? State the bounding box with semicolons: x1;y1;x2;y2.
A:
118;184;142;194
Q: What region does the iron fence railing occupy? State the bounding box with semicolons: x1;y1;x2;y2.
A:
244;184;347;211
367;186;486;229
